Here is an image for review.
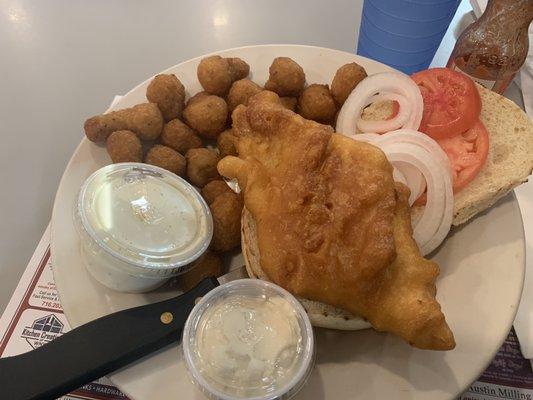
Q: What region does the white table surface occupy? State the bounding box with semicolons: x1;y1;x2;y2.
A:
0;0;365;312
0;0;524;315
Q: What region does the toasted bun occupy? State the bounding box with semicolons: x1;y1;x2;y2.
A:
452;85;533;225
240;86;532;329
241;208;371;331
361;84;533;225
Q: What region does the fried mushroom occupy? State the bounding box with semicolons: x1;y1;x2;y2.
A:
179;250;224;291
331;62;368;106
197;56;250;96
146;74;186;121
106;130;142;163
264;57;306;97
201;180;234;204
160;119;203;154
185;148;220;187
144;144;186;176
84;103;163;142
297;84;337;124
279;96;297;111
210;192;243;252
227;79;263;112
217;129;238;158
183;94;228;139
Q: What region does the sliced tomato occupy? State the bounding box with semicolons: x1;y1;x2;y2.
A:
411;68;481;140
414;120;489;205
438;119;489;192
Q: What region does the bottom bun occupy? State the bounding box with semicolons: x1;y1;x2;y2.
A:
241;207;371;331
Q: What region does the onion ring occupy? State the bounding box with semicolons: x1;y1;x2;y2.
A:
336;72;423;136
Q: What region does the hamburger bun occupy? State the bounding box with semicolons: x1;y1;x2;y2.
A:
241;207;371;331
361;84;533;226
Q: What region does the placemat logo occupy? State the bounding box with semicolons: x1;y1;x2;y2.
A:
21;314;64;349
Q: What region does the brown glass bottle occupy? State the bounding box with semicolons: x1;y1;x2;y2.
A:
447;0;533;94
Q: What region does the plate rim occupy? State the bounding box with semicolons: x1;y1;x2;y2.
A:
50;43;526;400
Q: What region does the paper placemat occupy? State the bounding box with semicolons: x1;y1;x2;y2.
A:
0;224;128;400
1;225;532;399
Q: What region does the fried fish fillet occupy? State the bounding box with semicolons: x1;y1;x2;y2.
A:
218;93;455;350
374;184;455;350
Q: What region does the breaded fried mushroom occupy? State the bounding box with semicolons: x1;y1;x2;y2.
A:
146;74;186;121
247;90;281;107
227;58;249;81
210;192;243;252
297;84;337;124
186;91;209;107
185;148;220;187
179;250;224;291
197;55;250;96
279;96;297;111
217;129;238;158
183;94;228;139
84;103;163;142
227;79;262;112
160;119;202;154
201;180;234;204
331;62;368;106
145;144;186;176
264;57;306;97
246;90;297;113
106;130;142;163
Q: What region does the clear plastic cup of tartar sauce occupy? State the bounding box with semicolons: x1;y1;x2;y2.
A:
74;162;213;293
183;279;315;400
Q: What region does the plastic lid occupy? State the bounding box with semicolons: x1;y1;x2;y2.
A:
77;163;213;270
182;279;315;400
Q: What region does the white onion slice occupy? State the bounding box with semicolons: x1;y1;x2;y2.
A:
351;135;409;188
352;131;431;205
353;135;422;203
392;168;407;186
393;161;426;205
381;142;452;255
336;72;423;136
343;128;453;255
356;93;411;133
346;132;382;144
374;129;452;177
225;178;241;193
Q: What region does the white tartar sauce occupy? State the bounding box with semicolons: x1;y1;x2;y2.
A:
75;163;212;292
195;293;303;397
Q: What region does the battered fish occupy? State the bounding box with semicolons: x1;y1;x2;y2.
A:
218;94;455;350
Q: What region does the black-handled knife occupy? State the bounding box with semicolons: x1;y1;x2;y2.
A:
0;266;248;400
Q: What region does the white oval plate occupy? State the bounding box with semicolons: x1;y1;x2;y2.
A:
51;45;525;400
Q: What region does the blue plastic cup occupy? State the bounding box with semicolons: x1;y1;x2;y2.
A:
357;37;436;75
358;28;439;64
357;0;460;74
360;13;449;52
369;0;460;23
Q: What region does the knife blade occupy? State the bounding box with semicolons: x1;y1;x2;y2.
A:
0;265;248;400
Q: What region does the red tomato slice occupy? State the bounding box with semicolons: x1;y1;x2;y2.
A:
437;119;489;192
414;119;489;205
411;68;481;140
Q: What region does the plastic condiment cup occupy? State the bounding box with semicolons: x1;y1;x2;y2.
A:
182;279;315;400
74;163;213;293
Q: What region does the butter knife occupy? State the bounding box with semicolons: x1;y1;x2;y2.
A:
0;266;248;400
